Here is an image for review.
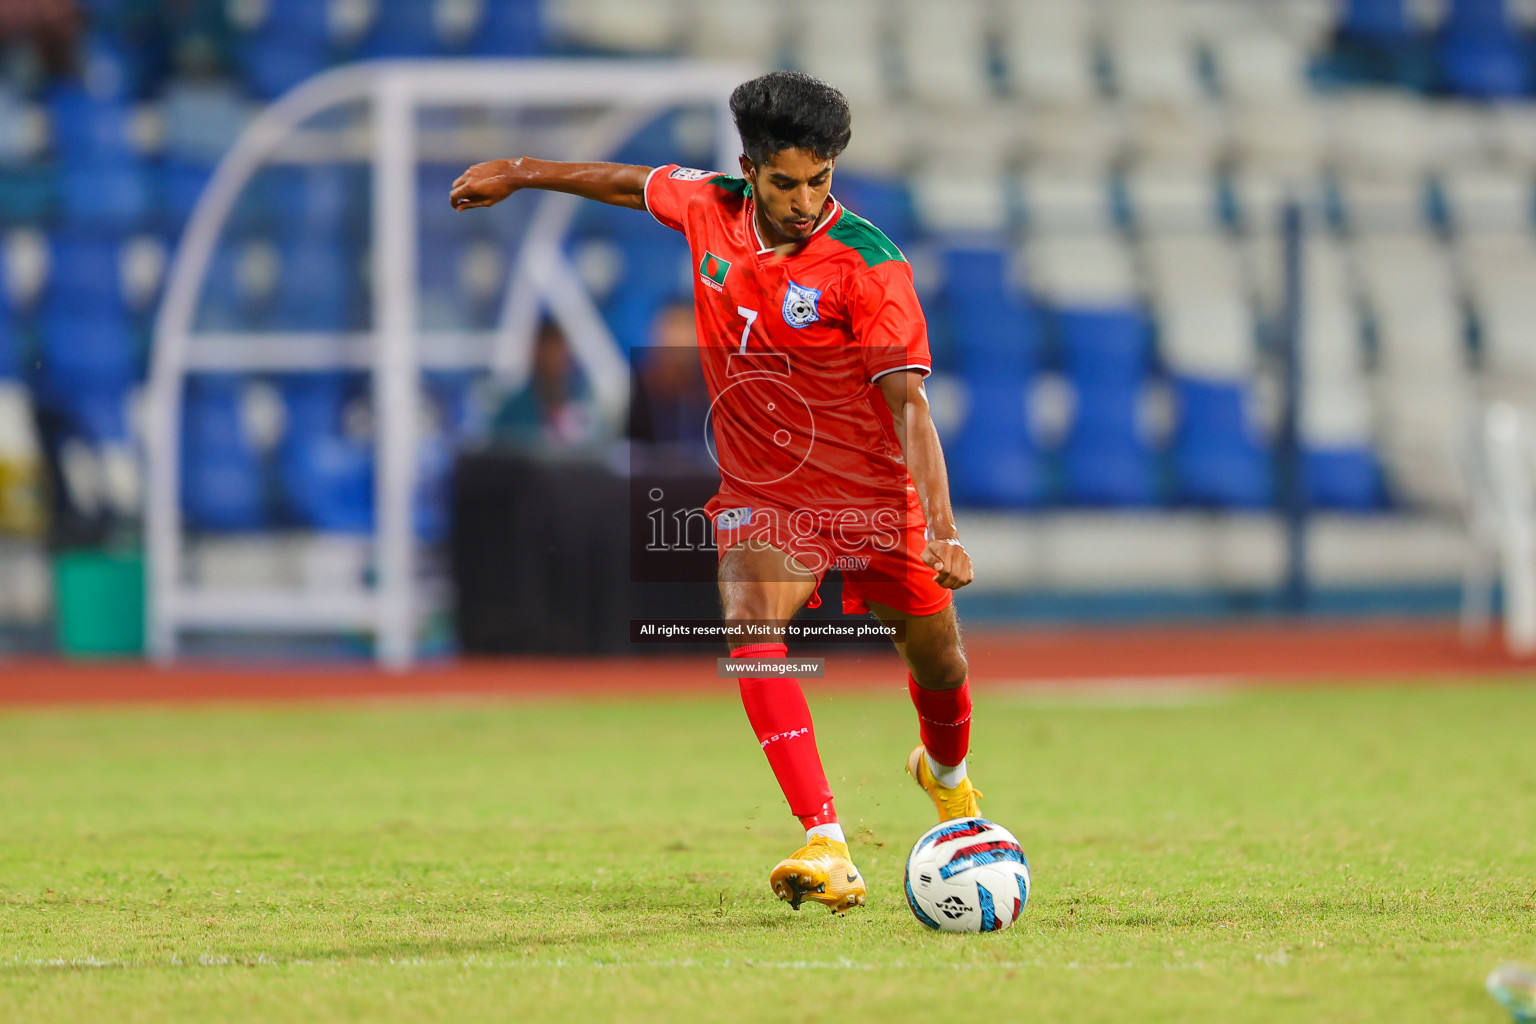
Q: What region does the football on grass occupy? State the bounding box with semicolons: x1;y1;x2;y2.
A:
904;817;1030;933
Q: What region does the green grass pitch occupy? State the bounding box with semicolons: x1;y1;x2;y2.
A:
2;680;1534;1022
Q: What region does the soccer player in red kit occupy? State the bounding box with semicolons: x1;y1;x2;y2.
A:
452;71;979;915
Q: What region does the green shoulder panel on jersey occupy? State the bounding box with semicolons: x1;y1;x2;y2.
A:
709;175;752;198
828;210;907;269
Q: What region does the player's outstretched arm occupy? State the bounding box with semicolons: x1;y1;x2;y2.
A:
878;370;974;590
450;158;651;212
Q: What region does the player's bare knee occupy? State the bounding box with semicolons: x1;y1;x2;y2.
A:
911;648;968;690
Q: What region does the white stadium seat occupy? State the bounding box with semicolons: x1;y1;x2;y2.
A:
546;0;685;52
1124;101;1226;170
685;0;783;63
1353;234;1466;380
1329;91;1433;177
1228;101;1328;176
898;0;993;106
1210;30;1311;106
1459;231;1536;390
1335;172;1428;231
1490;103;1536;168
1018;101;1125;169
911;170;1013;234
1000;0;1100;105
1303;376;1375;448
1143;233;1256;377
791;0;891;110
1442;167;1535;233
1102;0;1204;106
1125;168;1222;232
1019;167;1116;233
1024;233;1139;306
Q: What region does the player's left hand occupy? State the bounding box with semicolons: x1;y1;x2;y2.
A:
921;538;973;590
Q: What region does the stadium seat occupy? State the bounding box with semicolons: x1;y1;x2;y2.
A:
1019;168;1117;234
1228;101;1328;178
1058;308;1150;387
1211;31;1313;106
35;309;137;438
45;234;129;314
469;0;544;55
1352;234;1465;380
47;88;139;161
942;247;1039;373
1024;236;1139;309
359;1;467;56
269;237;359;331
1103;0;1204;106
793;0;891;111
1342;0;1411;39
898;0;993;107
545;0;685;53
1440;167;1534;233
275;374;374;532
58;162;152;233
1439;33;1528;97
1001;0;1100;105
834;175;919;248
604;238;691;355
1169;376;1273;508
1060;382;1159;506
0;307;18;379
0;92;46;165
1127;170;1224;232
1306;448;1384;509
182;374;268;531
1302;379;1384;509
1330;91;1432;178
162;81;254;168
948;377;1046;508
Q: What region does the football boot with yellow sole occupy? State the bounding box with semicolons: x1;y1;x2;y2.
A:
768;836;867;915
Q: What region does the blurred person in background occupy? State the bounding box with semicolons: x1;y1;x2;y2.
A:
0;0;80;80
489;319;600;451
628;300;710;453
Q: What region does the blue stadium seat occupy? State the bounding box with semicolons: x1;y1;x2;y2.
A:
237;37;334;100
1306;447;1385;509
1342;0;1411;38
1169;378;1273;508
1061;383;1158;506
942;247;1039;373
259;166;363;239
48;88;138;160
0;168;55;222
470;0;544;55
45;234;128;314
835;175;919;249
58;163;152;233
35;309;137;439
182;374;268;530
1444;0;1515;39
1058;308;1150;387
0;308;18;378
416;430;453;542
269;238;357;330
359;3;449;56
160;159;213;227
948;377;1045;507
600;235;690;354
275;374;374;532
1439;33;1528;96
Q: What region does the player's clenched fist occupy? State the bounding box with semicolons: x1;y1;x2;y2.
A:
451;159;519;210
921;538;973;590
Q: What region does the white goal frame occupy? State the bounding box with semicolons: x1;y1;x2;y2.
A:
146;59;744;668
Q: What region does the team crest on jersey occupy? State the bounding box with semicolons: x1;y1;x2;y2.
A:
782;280;821;329
669;167;715;181
713;506;754;530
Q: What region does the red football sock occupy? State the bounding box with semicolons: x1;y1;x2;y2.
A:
908;673;972;768
732;643;837;828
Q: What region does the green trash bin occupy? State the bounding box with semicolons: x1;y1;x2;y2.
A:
53;548;145;658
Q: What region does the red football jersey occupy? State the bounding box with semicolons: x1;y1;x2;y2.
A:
644;163;932;529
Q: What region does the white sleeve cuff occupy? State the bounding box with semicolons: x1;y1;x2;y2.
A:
869;363;933;383
642;164;669;226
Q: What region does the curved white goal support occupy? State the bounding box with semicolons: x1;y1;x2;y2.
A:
147;59;744;668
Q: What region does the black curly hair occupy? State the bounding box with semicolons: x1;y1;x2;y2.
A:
729;71;852;166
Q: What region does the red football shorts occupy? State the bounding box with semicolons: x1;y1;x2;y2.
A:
709;490;955;618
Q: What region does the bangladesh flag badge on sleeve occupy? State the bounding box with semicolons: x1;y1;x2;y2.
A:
699;251;731;291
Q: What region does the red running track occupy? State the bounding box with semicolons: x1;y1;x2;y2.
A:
1;620;1533;707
